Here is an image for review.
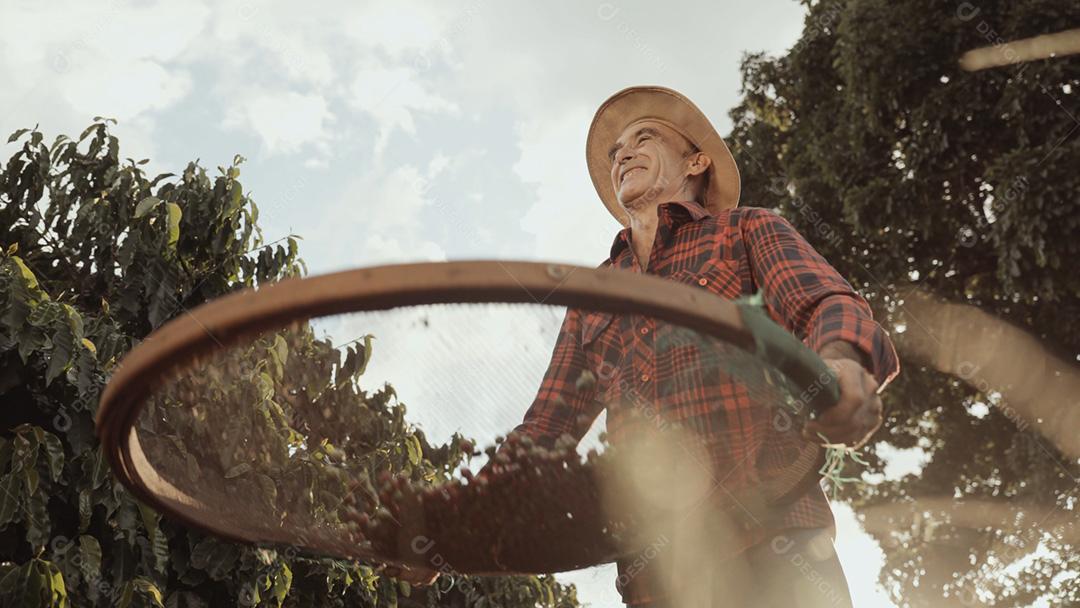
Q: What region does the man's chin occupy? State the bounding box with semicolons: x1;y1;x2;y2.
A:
618;187;661;214
617;188;647;211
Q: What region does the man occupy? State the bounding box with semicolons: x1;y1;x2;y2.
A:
508;86;900;606
392;85;899;605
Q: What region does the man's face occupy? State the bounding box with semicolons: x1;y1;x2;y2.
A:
607;119;697;209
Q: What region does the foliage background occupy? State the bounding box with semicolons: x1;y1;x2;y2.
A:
726;0;1080;605
0;122;580;607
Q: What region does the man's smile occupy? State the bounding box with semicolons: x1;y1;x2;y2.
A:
620;166;646;185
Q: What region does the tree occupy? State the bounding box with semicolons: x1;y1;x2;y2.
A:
726;1;1080;605
0;120;581;607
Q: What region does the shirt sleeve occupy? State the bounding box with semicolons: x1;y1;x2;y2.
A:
739;207;900;389
510;307;604;448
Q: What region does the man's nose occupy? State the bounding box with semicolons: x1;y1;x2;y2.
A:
617;148;635;165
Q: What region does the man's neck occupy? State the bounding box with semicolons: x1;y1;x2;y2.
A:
626;200;665;271
624;191;703;270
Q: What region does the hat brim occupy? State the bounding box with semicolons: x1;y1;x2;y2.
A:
586;86;741;226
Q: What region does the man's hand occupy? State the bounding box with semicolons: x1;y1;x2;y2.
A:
802;357;883;449
382;564;439;587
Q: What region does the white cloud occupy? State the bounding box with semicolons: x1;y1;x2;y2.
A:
310;163;451;271
1;1;209;69
58;59;192;122
340;0;450;57
0;0;206;162
221;89;335;155
200;0;336;87
363;165;431;232
427;152;451;176
363;232;446;264
347;64;459;158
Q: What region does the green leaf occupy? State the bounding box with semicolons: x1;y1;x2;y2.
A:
0;474;19;525
405;434;422;467
137;502;170;574
268;334;287;379
0;564;17;600
59;304;83;343
78;535;102;584
42;432;64;482
79;123;98;142
12;431;37;473
338;347;357;388
119;577;164;608
10;256;39;290
224;463;251;479
78;489;92;533
16;561;46;608
24;493;49;548
7;128;30;143
26;302;58;327
273;563;292;605
62;303;84;338
24;466;39;495
273;334;288;367
226;183;243;216
80;338;96;354
13;560;68;608
47;561;68;608
357;334;374;377
166;203;182;248
90;447;109;489
134;196;162;219
107;135;119;162
189;538;238;581
45;326;73;387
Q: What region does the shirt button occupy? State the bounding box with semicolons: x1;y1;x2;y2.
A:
697;278;708;286
640;373;650;382
640;327;649;335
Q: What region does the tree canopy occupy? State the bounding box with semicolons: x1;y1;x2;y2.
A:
0;121;580;607
726;1;1080;605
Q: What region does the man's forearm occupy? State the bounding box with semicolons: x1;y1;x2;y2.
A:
818;340;872;371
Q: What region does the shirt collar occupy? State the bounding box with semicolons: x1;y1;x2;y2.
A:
607;200;711;266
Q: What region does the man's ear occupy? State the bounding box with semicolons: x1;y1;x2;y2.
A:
686;152;711;178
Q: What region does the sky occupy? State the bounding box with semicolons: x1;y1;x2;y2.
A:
0;0;919;605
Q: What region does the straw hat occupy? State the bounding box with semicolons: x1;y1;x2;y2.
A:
586;86;741;226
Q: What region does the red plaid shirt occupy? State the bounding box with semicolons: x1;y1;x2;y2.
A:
512;201;899;605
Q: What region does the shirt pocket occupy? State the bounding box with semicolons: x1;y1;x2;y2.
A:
671;258;741;298
578;310;620;400
580;310;615;348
